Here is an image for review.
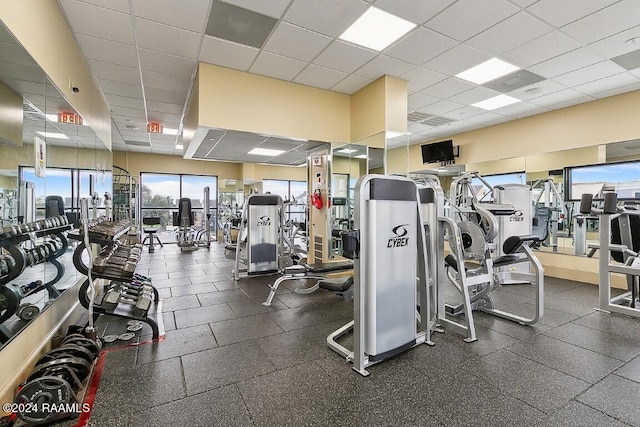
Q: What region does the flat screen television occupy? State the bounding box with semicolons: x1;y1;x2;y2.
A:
421;140;454;164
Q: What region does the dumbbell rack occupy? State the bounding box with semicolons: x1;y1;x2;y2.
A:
0;217;72;341
69;218;163;340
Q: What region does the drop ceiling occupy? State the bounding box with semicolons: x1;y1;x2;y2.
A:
47;0;640;159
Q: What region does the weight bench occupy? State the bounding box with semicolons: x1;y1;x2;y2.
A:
142;217;163;253
262;261;354;306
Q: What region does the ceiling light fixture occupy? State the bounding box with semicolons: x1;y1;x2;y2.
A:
339;7;416;51
176;144;184;150
354;154;368;159
163;127;180;136
36;131;69;140
337;148;357;153
456;58;520;85
248;147;285;156
386;131;410;138
472;94;521;110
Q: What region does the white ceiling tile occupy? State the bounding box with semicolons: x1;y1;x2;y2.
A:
199;36;259;71
466;12;553;56
528;48;603;78
423;44;492;76
139;49;197;79
100;79;143;98
400;67;447;92
76;34;138;67
105;93;144;109
446;105;486;119
416;99;464;116
249;51;307;81
293;64;348;90
407;122;434;133
60;0;134;44
221;0;290;19
425;0;519;42
146;101;184;115
145;86;187;104
408;92;441;110
109;106;146;118
263;22;332;62
313;41;377;74
463;111;507;124
548;96;596;109
591;80;640;98
132;0;211;33
422;78;475;99
527;0;620;28
141;71;190;93
508;106;552;119
574;72;639;95
354;55;415;79
501;31;582;68
529;88;591;107
561;0;640;45
71;0;130;13
373;0;456;25
508;79;567;99
135;18;201;59
385;27;457;65
588;25;640;59
331;74;372;94
507;0;539;7
553;61;627;87
448;86;502;105
492;100;543;115
89;60;140;84
284;0;368;38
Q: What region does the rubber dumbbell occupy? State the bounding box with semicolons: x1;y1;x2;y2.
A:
101;288;121;310
0;258;8;276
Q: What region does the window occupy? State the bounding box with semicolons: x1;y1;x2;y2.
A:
471;172;525;201
567;161;640;201
263;179;307;223
140;173;218;243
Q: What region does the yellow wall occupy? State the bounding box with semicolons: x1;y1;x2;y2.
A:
1;143;111;171
384;76;408;134
255;164;306;182
0;79;22;146
197;63;350;143
113;151;242;180
0;1;112;149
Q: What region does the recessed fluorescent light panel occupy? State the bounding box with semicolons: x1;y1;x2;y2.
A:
472;94;521;110
37;131;69;140
354;154;368;159
248;148;285;156
163;128;179;136
456;58;520;85
337;148;357;154
175;144;184;150
339;7;416;51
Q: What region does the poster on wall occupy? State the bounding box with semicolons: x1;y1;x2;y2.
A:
34;136;46;177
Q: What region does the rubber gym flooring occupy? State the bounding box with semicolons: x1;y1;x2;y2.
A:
80;243;640;426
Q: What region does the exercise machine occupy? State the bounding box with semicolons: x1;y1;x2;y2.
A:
194;186;212;248
327;175;434;376
232;194;284;280
531;178;564;250
583;193;640;317
174;198;197;251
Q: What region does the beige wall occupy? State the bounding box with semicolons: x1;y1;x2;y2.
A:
0;143;111;171
0;1;111;149
113;151;242;180
255;164;306;182
197;63;350;143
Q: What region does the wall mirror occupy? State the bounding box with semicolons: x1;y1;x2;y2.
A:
0;20;111;347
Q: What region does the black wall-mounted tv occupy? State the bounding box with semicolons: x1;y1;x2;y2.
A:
421;140;455;164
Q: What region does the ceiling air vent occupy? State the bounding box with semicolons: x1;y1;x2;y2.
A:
407;111;431;122
124;140;150;147
422;116;456;127
23;100;44;121
205;1;277;49
611;48;640;71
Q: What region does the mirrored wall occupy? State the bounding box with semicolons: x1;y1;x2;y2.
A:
0;21;111;348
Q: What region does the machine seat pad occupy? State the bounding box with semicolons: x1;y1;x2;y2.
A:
318;277;354;292
492;254;521;267
503;235;541;254
283;265;307;275
305;261;353;273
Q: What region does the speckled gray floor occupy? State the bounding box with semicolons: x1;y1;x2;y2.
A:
85;244;640;426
